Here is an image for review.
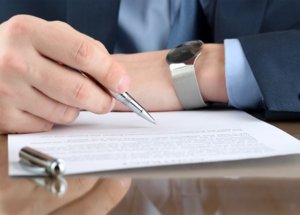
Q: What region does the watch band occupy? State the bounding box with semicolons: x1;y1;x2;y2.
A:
170;57;207;109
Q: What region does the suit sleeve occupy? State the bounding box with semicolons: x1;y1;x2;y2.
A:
238;29;300;120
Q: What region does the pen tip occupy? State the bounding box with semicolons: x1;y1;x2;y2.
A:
149;118;156;125
142;111;156;125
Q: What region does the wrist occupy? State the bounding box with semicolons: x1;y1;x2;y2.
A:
112;51;182;111
166;40;208;109
194;44;228;104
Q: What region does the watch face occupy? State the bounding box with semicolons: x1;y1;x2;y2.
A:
166;40;203;64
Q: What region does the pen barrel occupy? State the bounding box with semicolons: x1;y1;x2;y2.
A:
111;92;143;114
111;92;156;124
78;71;155;124
19;147;65;176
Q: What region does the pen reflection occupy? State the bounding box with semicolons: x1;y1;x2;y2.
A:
2;175;300;215
32;176;68;196
0;137;130;215
0;173;127;214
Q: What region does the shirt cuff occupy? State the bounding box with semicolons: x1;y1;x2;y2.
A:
224;39;264;109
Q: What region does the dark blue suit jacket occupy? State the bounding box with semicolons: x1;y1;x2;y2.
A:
0;0;299;120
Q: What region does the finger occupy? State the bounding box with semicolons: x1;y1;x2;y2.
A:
49;21;109;54
32;21;130;93
0;108;53;134
18;86;80;124
30;55;114;114
50;178;131;215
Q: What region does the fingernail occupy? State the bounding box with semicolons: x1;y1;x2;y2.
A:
119;178;131;188
63;107;80;123
43;122;54;131
117;75;130;93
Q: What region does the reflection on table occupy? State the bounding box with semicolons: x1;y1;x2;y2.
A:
111;178;300;215
1;174;300;215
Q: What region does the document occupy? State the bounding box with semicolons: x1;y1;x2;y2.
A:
8;110;300;176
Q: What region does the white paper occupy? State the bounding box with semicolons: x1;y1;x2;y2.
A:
8;110;300;176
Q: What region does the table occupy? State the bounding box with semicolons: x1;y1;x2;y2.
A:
0;121;300;215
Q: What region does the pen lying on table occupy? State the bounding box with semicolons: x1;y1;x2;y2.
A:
19;146;65;176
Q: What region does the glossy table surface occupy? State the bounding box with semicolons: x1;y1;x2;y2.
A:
1;121;300;215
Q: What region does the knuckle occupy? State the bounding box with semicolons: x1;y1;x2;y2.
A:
72;39;94;67
0;83;15;98
50;20;72;29
72;79;90;103
0;50;27;72
4;15;32;37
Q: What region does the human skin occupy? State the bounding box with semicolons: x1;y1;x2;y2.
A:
112;44;228;112
0;15;130;134
0;15;228;134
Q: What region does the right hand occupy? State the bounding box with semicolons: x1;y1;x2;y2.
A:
0;15;130;134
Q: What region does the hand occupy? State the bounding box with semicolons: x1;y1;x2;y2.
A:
0;141;131;215
0;15;130;134
112;44;228;112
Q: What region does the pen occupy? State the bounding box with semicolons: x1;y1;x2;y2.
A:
80;71;156;124
19;147;65;176
111;92;156;124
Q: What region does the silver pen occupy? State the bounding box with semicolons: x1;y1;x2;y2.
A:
80;71;156;124
19;147;65;176
111;92;156;124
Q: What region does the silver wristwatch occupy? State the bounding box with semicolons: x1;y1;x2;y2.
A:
166;40;207;109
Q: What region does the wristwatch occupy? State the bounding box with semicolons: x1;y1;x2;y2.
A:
166;40;207;109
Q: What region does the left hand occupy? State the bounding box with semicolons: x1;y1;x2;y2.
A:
112;44;228;112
